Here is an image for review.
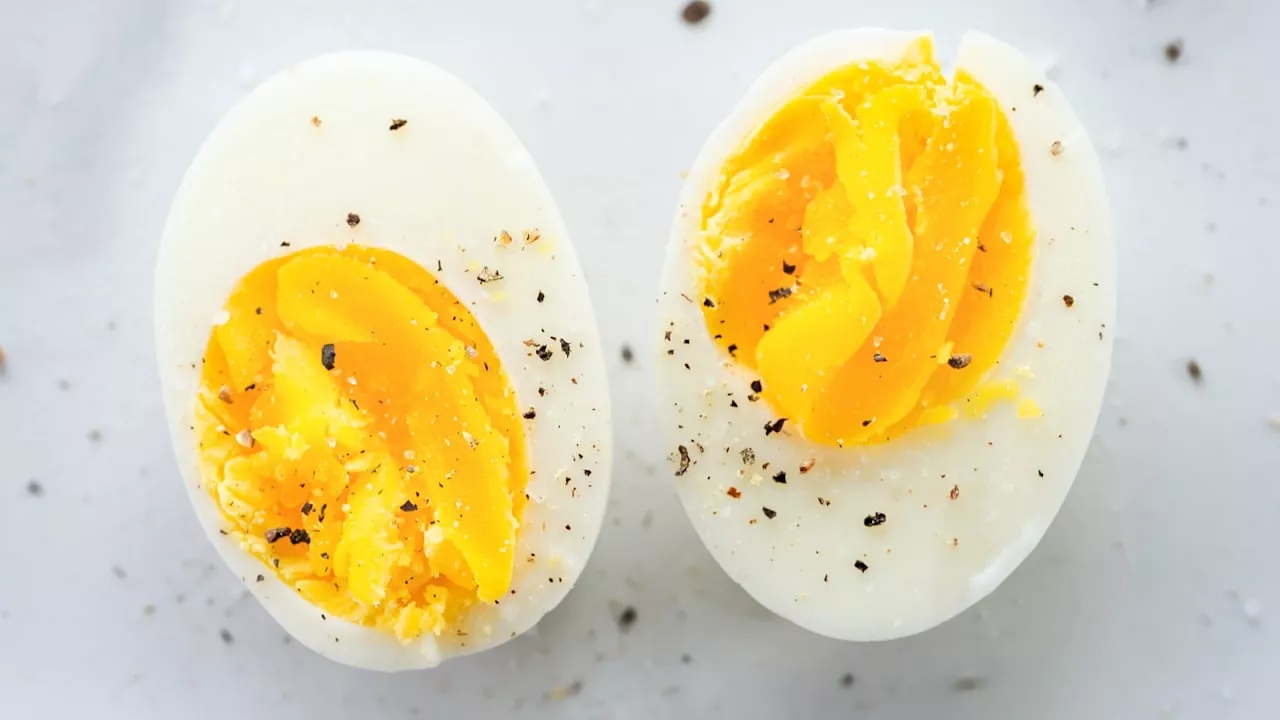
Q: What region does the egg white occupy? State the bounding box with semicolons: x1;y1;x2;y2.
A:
656;30;1114;641
155;51;612;670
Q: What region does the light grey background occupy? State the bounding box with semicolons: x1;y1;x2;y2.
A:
1;0;1275;718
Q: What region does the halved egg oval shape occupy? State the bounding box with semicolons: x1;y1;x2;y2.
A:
657;30;1114;641
155;52;611;670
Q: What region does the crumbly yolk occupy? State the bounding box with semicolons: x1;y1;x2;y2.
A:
700;37;1034;445
195;245;527;642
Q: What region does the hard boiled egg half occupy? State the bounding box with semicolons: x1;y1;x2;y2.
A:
658;30;1113;640
155;52;611;669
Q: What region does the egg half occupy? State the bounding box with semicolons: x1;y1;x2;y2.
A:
155;52;611;669
657;30;1113;640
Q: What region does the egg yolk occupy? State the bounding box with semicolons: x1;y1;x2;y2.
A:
195;245;527;642
700;37;1034;446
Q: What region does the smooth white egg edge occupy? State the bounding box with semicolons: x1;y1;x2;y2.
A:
656;29;1115;641
154;51;612;670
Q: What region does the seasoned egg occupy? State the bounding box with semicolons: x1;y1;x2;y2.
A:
155;52;611;669
657;30;1113;640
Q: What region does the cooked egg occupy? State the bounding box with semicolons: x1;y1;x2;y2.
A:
657;30;1113;640
155;52;611;669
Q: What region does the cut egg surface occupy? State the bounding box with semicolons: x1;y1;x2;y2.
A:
657;30;1113;641
155;52;611;670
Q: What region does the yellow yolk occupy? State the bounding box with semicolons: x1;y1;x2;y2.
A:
700;37;1035;445
195;245;528;641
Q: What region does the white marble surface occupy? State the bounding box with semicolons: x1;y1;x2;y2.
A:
0;0;1276;717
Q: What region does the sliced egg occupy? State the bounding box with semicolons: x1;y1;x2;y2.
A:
657;30;1113;640
155;52;611;669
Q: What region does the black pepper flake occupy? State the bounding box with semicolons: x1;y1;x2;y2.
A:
864;512;887;527
703;297;716;308
1063;294;1075;308
861;419;873;427
750;379;763;394
1037;470;1045;478
759;506;778;521
772;471;787;484
953;677;987;693
265;527;291;543
256;574;264;582
727;343;738;356
1033;83;1044;97
400;500;418;512
319;504;327;522
559;338;572;358
764;418;786;436
537;290;545;303
840;673;855;688
389;118;408;130
675;445;691;476
476;267;503;284
255;307;263;315
768;287;793;304
321;344;336;370
346;212;360;227
973;282;993;297
947;354;972;370
26;479;42;496
617;605;638;631
1187;359;1203;384
220;628;234;644
522;408;537;420
854;560;869;573
873;352;887;363
781;260;796;275
300;501;313;515
621;344;633;363
289;528;311;545
740;448;755;465
536;345;553;361
1164;39;1183;63
681;0;710;24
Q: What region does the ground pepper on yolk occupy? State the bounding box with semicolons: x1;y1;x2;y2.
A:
194;245;528;642
699;37;1035;446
